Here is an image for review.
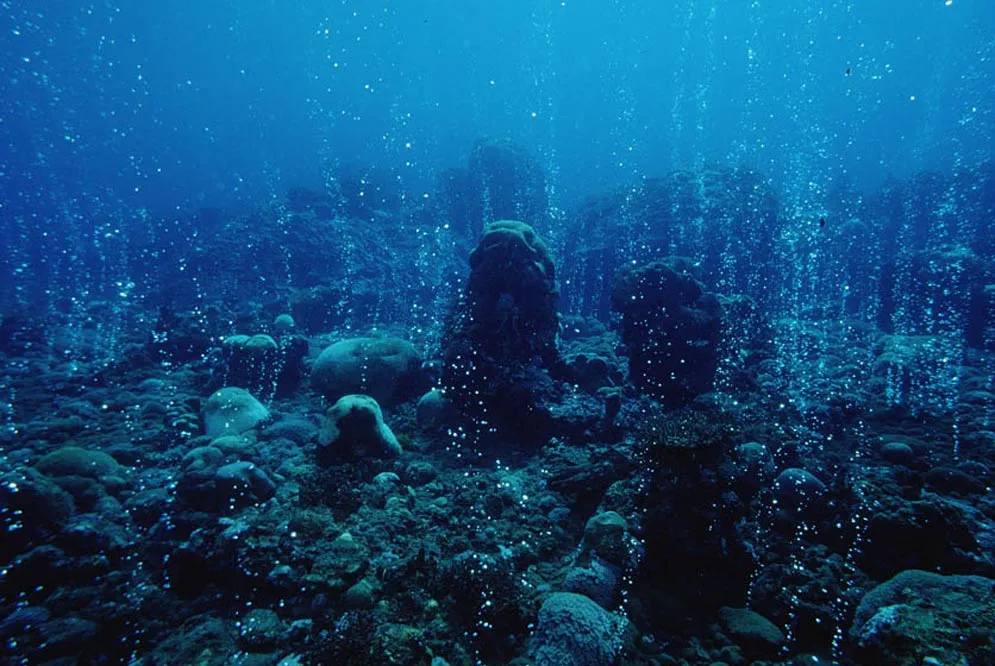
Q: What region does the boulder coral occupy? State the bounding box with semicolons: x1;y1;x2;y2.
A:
222;332;307;397
850;569;995;665
531;592;626;666
203;387;270;437
317;394;401;463
311;337;426;407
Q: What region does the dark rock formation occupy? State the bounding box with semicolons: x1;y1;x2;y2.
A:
611;257;723;405
441;220;561;445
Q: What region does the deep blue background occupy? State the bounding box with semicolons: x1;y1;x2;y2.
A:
1;0;992;219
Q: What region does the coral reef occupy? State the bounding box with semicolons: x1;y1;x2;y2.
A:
1;157;994;666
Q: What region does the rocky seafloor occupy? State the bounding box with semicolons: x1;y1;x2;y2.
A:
1;149;995;666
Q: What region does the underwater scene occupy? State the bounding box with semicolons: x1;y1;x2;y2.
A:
1;1;994;665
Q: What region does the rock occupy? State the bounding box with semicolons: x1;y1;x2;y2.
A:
31;446;127;509
203;387;270;437
147;614;237;665
561;347;624;395
262;418;316;445
37;616;99;660
215;461;277;505
532;592;626;666
267;564;299;590
123;487;170;528
93;495;126;520
924;465;986;496
238;608;286;652
210;434;255;454
735;441;772;468
372;471;401;488
312;531;369;581
182;446;223;473
563;557;621;609
317;394;401;462
273;314;296;333
35;446;124;482
0;605;50;638
416;388;453;429
880;441;915;465
850;569;995;665
580;511;629;567
717;607;785;657
859;492;990;580
311;337;426;406
4;545;67;595
176;449;274;511
611;257;723;405
343;578;376;609
0;467;75;557
772;468;826;510
403;461;437;486
547;390;605;440
730;441;776;489
599;387;623;423
56;516;131;556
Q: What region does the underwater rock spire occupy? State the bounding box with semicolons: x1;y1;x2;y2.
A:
441;219;560;444
611;257;723;405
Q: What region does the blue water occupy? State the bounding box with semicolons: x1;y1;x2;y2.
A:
2;1;991;217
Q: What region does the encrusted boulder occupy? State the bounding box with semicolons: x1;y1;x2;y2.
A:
221;332;307;396
175;446;276;511
202;387;270;437
311;337;427;407
317;394;401;463
32;446;129;510
850;569;995;665
0;467;75;560
531;592;626;666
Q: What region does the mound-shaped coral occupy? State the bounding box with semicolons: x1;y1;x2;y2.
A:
311;337;426;407
203;387;270;437
531;592;626;666
317;394;401;463
850;569;995;665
